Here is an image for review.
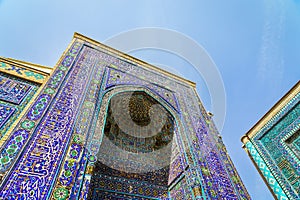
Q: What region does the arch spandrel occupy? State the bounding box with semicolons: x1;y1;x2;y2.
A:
105;67;181;113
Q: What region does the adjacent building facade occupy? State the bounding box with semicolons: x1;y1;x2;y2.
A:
0;33;250;199
242;82;300;199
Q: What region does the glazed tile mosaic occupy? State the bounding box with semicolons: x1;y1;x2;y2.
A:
0;72;40;146
242;82;300;199
0;33;250;200
0;61;46;83
0;104;15;128
0;74;33;104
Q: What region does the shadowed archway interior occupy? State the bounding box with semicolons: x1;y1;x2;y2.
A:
88;91;176;199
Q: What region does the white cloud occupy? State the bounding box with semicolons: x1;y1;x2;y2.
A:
258;0;286;88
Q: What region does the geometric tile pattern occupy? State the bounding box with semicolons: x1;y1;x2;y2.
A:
0;41;82;199
251;94;300;199
50;60;106;200
82;47;249;199
84;86;182;200
70;45;250;197
0;104;15;128
0;72;40;148
75;37;250;199
246;141;289;200
86;91;175;199
106;67;180;112
285;130;300;161
0;34;250;199
0;62;46;83
0;74;32;104
0;71;42;177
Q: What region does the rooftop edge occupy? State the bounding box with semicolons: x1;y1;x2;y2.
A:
241;81;300;144
73;32;196;88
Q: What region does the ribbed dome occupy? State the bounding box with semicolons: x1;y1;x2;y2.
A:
104;91;175;153
128;91;153;126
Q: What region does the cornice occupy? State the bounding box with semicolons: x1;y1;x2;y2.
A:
0;57;51;84
73;32;196;88
241;81;300;144
0;57;52;75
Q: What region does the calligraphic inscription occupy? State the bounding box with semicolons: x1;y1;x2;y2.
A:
0;75;32;104
0;44;92;199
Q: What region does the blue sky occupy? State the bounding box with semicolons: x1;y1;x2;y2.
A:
0;1;299;199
